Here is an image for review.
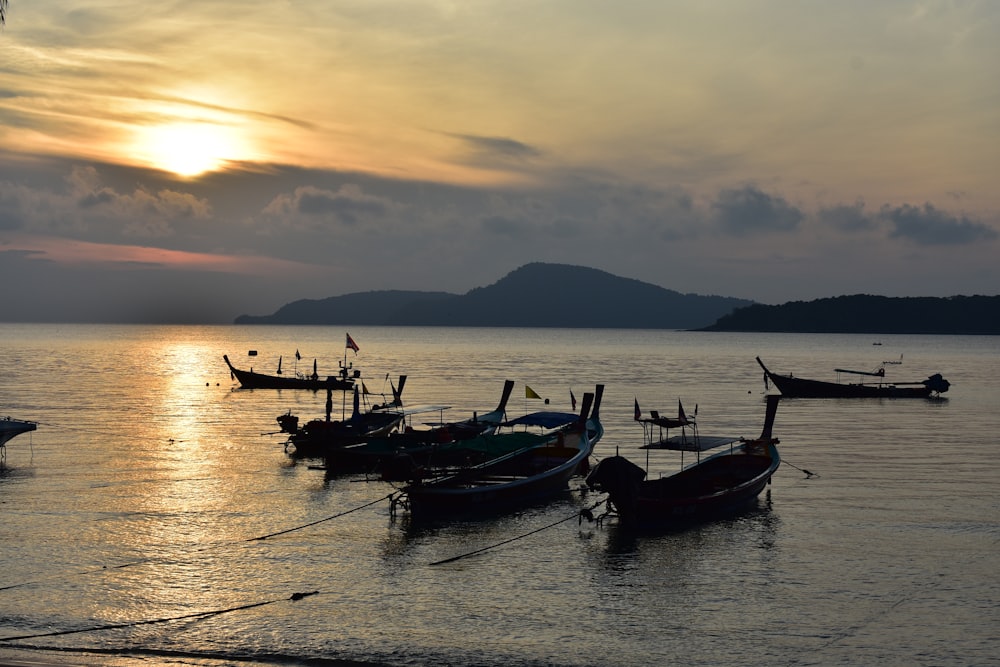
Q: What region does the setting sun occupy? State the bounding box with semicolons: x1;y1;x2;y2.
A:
136;122;247;177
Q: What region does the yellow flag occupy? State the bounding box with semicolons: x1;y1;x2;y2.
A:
525;385;541;399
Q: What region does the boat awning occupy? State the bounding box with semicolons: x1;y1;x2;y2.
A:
639;416;693;429
503;411;579;429
399;405;451;416
641;434;740;452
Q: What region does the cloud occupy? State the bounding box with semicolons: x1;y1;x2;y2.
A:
880;203;997;246
261;184;399;228
711;185;804;236
481;215;531;238
817;200;875;232
450;133;543;170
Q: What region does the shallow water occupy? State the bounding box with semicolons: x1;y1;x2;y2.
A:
1;325;998;666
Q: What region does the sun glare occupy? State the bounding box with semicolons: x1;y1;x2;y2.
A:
137;122;247;177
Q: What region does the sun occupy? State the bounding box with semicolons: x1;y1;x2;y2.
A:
137;122;247;177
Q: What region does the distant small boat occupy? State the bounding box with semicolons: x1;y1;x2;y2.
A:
224;333;363;390
1;417;37;468
585;395;781;530
756;356;950;398
224;354;358;391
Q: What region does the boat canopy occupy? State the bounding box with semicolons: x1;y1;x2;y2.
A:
398;404;451;416
641;434;740;452
503;411;579;429
639;415;693;429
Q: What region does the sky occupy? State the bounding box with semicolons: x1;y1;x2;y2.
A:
1;1;998;323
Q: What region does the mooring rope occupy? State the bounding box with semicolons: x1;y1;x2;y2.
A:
429;500;605;566
0;591;319;643
0;493;395;592
248;493;395;541
781;459;818;478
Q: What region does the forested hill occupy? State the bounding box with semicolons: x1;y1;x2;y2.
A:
699;294;1000;334
234;263;752;329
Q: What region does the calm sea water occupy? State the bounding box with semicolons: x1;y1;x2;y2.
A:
1;325;998;667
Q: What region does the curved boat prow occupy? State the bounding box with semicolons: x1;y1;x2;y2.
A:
758;394;780;441
589;384;605;423
391;375;407;405
574;392;594;429
223;354;236;377
496;379;516;413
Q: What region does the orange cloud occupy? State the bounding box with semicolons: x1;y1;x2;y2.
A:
2;233;325;277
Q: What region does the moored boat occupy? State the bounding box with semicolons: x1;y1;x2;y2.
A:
585;395;782;530
756;356;950;398
224;333;363;390
280;376;408;457
325;380;516;473
392;385;604;520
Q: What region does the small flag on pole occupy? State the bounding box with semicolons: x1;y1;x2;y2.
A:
362;382;370;394
295;349;301;361
346;333;360;354
634;398;641;421
570;389;577;410
525;385;541;400
678;399;688;423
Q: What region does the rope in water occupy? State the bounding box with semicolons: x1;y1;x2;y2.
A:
0;493;396;592
781;459;818;478
248;493;395;541
0;592;319;642
429;498;606;566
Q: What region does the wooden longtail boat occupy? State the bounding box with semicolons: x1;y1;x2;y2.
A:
279;376;408;457
393;385;604;520
585;395;781;530
756;356;950;398
325;380;516;473
223;354;357;390
224;333;363;390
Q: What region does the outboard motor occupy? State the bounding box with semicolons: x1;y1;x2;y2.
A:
923;373;951;394
276;412;299;434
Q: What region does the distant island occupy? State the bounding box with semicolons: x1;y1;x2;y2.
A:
699;294;1000;335
235;263;1000;334
234;263;751;330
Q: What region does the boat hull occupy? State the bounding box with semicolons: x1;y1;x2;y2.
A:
285;413;404;457
400;386;603;520
756;356;948;398
587;441;780;530
403;438;592;519
765;373;933;398
224;355;354;390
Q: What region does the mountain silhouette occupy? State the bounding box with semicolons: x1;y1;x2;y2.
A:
234;263;752;329
699;294;1000;334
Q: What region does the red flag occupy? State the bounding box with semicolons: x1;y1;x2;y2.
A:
634;398;641;421
346;333;359;354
